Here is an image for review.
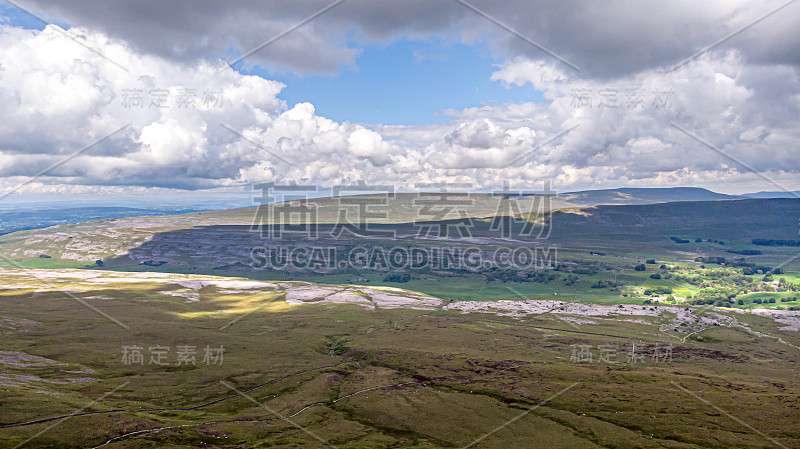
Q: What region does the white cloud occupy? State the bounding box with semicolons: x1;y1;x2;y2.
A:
347;129;392;165
0;24;401;190
454;52;800;188
1;21;799;197
14;0;800;77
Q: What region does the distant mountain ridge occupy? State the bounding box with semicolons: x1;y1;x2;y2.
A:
0;186;773;240
1;195;797;273
561;187;742;205
0;187;753;237
742;190;800;199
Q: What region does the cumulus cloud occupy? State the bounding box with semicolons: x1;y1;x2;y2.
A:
485;53;800;181
12;0;800;77
1;10;800;196
376;50;799;192
0;24;403;190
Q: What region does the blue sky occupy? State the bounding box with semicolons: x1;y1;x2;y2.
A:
244;39;546;125
1;4;53;30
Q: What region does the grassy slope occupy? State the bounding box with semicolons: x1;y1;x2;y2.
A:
0;190;764;263
1;269;799;448
1;195;799;447
2;198;796;305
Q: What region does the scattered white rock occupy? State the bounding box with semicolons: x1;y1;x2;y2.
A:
0;317;42;333
161;289;200;302
749;309;800;332
0;351;63;368
283;285;440;310
360;288;440;309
